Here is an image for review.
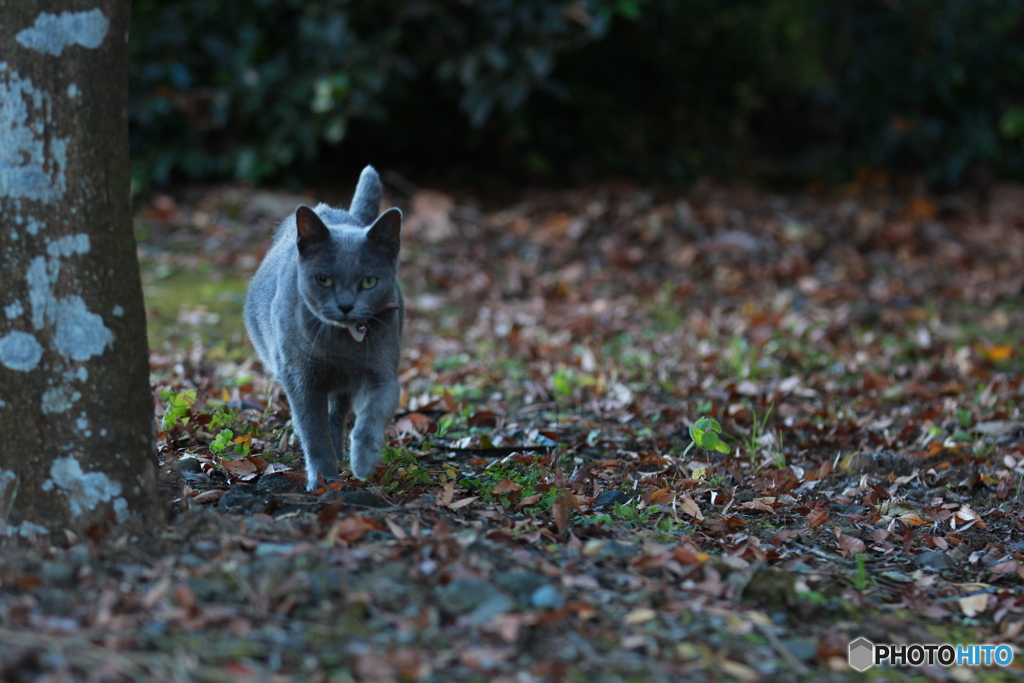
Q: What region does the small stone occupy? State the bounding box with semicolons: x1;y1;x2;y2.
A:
597;541;639;561
218;485;258;513
193;540;220;558
494;571;547;599
843;452;912;476
593;490;631;509
320;488;386;507
178;554;205;568
530;584;565;610
255;542;296;557
438;578;496;615
467;593;515;624
41;560;77;587
913;550;953;570
341;490;386;508
178;457;202;474
182;471;213;486
256;472;301;494
781;637;817;662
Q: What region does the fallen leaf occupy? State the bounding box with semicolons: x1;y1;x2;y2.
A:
437;481;455;507
806;507;829;528
221;459;257;480
958;592;990;617
624;607;657;625
326;514;383;545
491;479;523;496
677;495;703;520
739;500;775;514
552;493;568;535
385;517;407;541
976;344;1014;363
190;489;224;505
449;496;479;510
834;529;866;556
770;529;800;546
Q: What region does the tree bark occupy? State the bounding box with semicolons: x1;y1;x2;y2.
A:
0;1;162;538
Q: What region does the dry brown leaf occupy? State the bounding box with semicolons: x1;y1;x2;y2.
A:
806;507;829;528
278;470;305;484
648;487;675;505
221;459;257;480
385;517;407;541
436;481;455;507
449;496;479;510
326;514;383;545
739;500;775;514
624;607;657;625
770;529;800;546
552;494;569;535
491;479;523;496
190;489;224;505
958;592;990;617
834;529;866;556
516;493;544;508
677;495;703;520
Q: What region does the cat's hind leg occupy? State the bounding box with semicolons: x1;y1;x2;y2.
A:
328;392;351;468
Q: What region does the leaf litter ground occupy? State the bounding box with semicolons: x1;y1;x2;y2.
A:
3;179;1024;682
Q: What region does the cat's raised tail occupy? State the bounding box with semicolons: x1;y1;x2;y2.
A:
350;165;383;225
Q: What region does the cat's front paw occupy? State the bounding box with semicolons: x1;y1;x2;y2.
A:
349;447;382;480
303;471;339;491
304;459;341;491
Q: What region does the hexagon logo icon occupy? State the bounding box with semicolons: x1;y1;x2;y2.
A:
848;637;875;671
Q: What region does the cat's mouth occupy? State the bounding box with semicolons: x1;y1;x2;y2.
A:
346;323;368;343
324;318;368;343
324;302;398;343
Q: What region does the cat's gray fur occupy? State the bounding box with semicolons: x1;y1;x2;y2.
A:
244;166;403;488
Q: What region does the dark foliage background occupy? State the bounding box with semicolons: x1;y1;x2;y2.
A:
130;0;1024;188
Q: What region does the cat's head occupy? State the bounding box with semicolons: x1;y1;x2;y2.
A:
294;205;401;342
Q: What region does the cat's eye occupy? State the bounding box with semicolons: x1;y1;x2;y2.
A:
316;275;333;287
359;276;378;290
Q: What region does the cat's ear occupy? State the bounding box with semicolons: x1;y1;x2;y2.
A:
295;205;330;255
350;166;383;225
366;207;402;256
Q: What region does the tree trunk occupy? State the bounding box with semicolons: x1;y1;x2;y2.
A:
0;1;162;538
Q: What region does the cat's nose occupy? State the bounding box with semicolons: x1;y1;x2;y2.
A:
338;304;354;315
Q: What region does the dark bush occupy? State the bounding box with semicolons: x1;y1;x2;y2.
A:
129;0;1024;188
129;0;618;185
823;0;1024;186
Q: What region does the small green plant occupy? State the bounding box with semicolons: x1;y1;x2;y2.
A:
435;414;457;439
463;456;557;513
770;430;787;469
206;403;239;432
683;417;731;457
742;404;788;469
161;389;196;430
746;404;773;465
851;553;872;591
797;589;831;607
613;501;653;524
209;429;251;457
379;446;432;487
585;513;615;526
721;335;758;380
552;367;596;397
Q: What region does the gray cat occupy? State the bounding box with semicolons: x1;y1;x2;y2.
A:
244;166;403;489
